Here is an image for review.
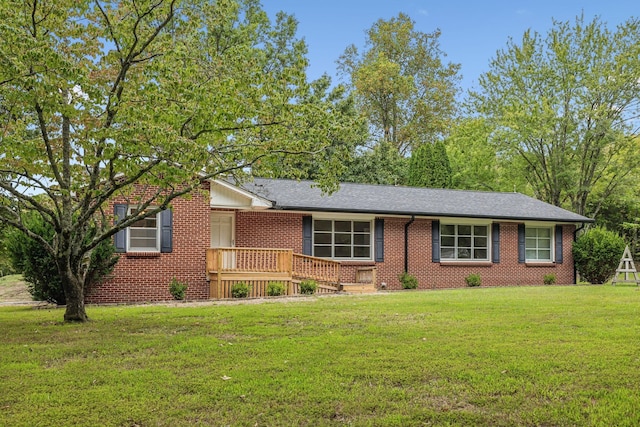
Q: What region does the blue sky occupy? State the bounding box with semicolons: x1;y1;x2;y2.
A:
262;0;637;93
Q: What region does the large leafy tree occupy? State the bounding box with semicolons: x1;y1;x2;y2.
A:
337;13;461;155
407;142;451;188
0;0;354;321
470;15;640;217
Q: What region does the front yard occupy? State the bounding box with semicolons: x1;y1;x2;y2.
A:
1;285;639;426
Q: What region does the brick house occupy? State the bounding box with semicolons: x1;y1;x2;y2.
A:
86;178;593;303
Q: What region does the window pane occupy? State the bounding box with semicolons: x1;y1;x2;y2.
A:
130;238;157;249
538;228;551;238
441;224;455;235
526;249;537;259
130;228;157;239
132;217;156;228
458;237;471;248
474;226;487;236
538;238;551;249
314;220;332;231
354;234;370;245
525;238;537;249
538;250;551;260
353;222;370;232
314;233;331;244
334;221;351;232
335;233;351;245
335;246;351;257
314;246;331;257
474;249;487;259
441;236;455;247
525;228;537;238
458;225;471;235
441;248;455;259
354;246;370;258
457;248;471;259
474;237;487;248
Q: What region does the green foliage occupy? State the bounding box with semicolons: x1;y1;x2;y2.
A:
573;227;626;284
471;15;640;216
341;140;408;185
266;281;287;297
231;282;251;299
0;0;356;321
299;279;317;295
399;272;418;289
407;142;452;188
338;13;460;154
5;212;117;304
169;278;188;300
465;273;481;287
543;274;557;286
0;223;16;277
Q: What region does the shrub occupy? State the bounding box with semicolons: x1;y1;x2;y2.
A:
169;278;188;300
5;212;117;304
543;274;557;285
267;281;286;296
399;272;418;289
299;279;317;295
573;227;626;284
465;273;481;287
231;282;250;298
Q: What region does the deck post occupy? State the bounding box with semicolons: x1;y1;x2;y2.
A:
217;248;223;299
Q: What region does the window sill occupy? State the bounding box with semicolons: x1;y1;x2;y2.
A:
439;261;493;267
339;260;376;266
125;252;161;258
525;262;555;267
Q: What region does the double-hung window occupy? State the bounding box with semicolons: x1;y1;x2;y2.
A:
127;207;161;252
440;224;489;261
525;226;552;261
313;219;372;259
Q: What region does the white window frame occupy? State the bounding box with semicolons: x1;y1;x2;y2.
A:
312;217;373;261
440;221;491;261
525;225;553;262
126;207;161;252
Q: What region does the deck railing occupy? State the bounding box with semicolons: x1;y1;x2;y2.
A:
206;248;342;298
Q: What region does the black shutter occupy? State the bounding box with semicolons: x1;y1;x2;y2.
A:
492;223;500;263
518;224;526;263
555;225;563;264
160;209;173;253
114;204;127;253
432;220;440;263
374;218;384;262
302;216;312;255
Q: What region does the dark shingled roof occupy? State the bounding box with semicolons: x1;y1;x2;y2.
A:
241;178;593;223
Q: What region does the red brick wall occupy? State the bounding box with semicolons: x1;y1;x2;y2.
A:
89;201;578;303
376;219;575;290
86;187;211;304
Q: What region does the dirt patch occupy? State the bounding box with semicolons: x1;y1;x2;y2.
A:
0;275;33;302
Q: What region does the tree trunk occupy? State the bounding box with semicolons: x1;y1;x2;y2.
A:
62;271;89;322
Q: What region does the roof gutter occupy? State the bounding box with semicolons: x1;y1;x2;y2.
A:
573;223;586;284
404;215;415;273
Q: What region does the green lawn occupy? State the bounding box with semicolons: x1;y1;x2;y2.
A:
1;286;640;426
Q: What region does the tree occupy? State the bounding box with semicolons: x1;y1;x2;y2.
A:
445;118;529;192
337;13;461;155
340;140;408;185
0;0;355;321
407;142;452;188
470;15;640;217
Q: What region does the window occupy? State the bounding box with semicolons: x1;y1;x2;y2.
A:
313;219;371;259
525;227;552;261
440;224;489;261
127;207;160;252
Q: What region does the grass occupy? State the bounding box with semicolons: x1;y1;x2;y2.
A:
2;286;640;426
0;274;23;287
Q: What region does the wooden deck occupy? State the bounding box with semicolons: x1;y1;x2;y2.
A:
206;248;353;299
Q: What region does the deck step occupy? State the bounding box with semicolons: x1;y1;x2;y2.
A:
339;283;377;294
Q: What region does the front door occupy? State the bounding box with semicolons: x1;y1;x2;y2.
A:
210;212;235;268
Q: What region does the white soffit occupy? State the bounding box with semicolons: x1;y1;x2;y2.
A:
210;180;272;210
